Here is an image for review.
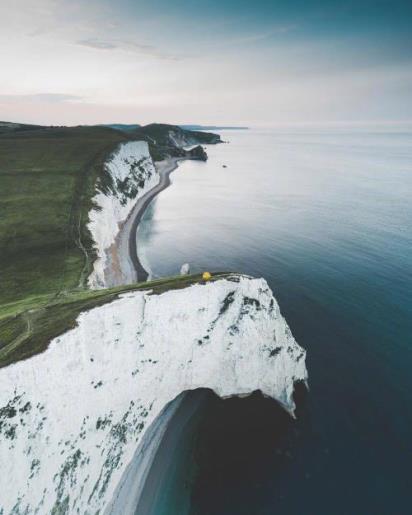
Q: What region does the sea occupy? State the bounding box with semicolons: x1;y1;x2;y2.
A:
136;126;412;514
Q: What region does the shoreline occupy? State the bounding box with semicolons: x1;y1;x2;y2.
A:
103;156;183;287
134;390;208;515
103;154;207;513
106;391;209;515
105;394;185;515
129;157;183;282
102;150;210;513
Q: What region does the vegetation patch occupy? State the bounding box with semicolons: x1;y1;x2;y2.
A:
0;125;127;305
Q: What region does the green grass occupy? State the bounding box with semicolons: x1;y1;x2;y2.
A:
0;126;127;305
0;123;220;306
0;273;231;369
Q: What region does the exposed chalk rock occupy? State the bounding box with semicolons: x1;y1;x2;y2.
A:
87;141;159;289
0;275;307;514
180;263;190;275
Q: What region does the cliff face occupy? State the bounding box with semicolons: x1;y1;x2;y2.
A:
87;141;158;288
0;275;307;514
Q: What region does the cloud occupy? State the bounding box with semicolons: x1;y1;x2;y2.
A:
28;27;51;37
76;39;117;50
0;93;83;104
76;38;182;61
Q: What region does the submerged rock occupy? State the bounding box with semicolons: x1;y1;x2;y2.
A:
0;275;307;514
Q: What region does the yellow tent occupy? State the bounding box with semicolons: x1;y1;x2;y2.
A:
202;271;212;281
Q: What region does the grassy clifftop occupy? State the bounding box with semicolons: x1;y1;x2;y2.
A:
0;126;127;305
0;273;230;369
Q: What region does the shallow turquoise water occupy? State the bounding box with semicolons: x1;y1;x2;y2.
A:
135;392;207;515
138;126;412;514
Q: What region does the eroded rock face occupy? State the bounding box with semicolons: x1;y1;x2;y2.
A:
87;141;158;289
0;276;307;514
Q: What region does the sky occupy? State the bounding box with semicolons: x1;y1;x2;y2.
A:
0;0;411;126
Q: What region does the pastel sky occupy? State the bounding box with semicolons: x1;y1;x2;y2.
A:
1;0;411;126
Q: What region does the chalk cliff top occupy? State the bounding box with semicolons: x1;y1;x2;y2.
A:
0;274;307;513
0;273;229;368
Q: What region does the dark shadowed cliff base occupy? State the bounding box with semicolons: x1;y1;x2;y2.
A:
190;385;308;515
136;385;308;515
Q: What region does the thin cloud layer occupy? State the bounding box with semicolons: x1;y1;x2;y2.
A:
77;39;117;50
0;94;83;104
0;0;411;125
76;38;183;60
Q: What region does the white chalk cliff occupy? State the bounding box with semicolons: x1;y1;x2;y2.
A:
87;141;158;289
0;275;307;514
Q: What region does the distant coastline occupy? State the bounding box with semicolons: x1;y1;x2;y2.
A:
101;123;249;133
180;125;249;131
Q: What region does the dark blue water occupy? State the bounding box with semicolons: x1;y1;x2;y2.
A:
138;127;412;514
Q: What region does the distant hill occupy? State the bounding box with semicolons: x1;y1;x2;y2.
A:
102;123;141;132
0;121;46;134
136;123;220;144
180;125;249;131
0;124;127;305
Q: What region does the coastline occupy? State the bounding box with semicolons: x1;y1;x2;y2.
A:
129;157;183;282
106;391;208;515
134;391;209;515
100;152;203;512
101;147;212;512
105;395;185;515
102;156;183;287
102;153;207;513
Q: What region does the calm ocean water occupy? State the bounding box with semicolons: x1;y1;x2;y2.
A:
137;127;412;514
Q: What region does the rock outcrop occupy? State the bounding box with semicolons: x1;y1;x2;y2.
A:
186;144;208;161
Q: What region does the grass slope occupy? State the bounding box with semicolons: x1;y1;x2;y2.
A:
0;121;45;134
0;126;127;305
0;273;230;369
